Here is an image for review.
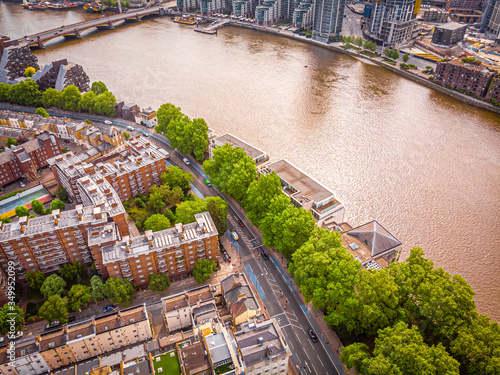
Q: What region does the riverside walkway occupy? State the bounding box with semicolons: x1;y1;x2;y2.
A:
10;5;175;48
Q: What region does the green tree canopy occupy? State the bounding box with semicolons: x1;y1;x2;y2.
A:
10;79;42;107
290;227;362;331
60;85;82;112
39;295;68;324
260;194;292;248
148;273;171;291
161;166;194;193
25;66;37;77
403;52;410;62
164;115;209;161
0;83;12;102
205;196;228;236
35;107;49;118
6;137;17;147
147;188;166;215
203;143;257;202
31;199;45;215
155;103;183;135
50;199;65;212
244;172;283;226
176;198;207;224
341;321;460;375
60;260;83;281
79;90;97;113
123;132;130;140
90;275;106;303
56;185;69;202
67;284;91;310
25;270;45;290
15;205;30;217
40;274;66;297
94;91;116;117
0;304;24;335
104;277;136;306
144;213;171;232
193;259;217;284
0;217;11;224
91;81;108;95
42;87;62;108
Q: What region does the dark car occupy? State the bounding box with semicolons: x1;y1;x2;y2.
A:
221;249;231;263
64;139;70;143
45;321;60;330
261;250;269;260
308;329;318;342
68;316;75;323
103;305;115;313
237;218;245;227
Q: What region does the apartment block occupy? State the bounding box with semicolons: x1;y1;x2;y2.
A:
486;75;500;101
0;304;152;374
259;159;345;225
101;212;219;286
431;22;467;47
445;0;481;10
0;133;62;188
422;9;449;22
292;0;315;29
312;0;346;42
33;58;90;93
0;40;39;82
221;273;261;326
433;60;495;97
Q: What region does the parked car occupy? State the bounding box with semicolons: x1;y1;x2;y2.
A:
103;305;115;313
127;126;134;131
205;179;212;187
64;139;70;143
143;132;149;137
231;231;239;241
19;181;25;188
308;329;318;342
237;218;245;227
261;250;269;260
45;321;60;330
183;157;191;165
68;316;75;323
104;120;112;125
222;250;231;263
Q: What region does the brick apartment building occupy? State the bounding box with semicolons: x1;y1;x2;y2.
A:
33;58;90;93
433;60;495;97
0;38;39;82
486;76;500;102
0;133;62;188
49;136;168;203
445;0;481;10
0;304;151;374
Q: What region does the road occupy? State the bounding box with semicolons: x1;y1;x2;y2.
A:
342;6;363;38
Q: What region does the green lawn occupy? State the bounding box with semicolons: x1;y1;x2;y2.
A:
215;362;234;374
152;351;181;375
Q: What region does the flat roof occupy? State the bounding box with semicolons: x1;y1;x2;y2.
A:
214;133;267;160
436;22;467;31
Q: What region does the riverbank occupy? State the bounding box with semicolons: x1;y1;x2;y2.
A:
227;21;500;116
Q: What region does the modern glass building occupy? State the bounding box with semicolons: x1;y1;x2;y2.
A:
312;0;346;42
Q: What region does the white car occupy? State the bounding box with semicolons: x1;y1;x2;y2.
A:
231;231;239;241
183;158;191;165
104;120;112;125
19;181;25;188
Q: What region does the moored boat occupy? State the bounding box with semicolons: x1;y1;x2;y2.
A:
173;16;197;25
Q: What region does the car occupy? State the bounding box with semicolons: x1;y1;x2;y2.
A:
308;329;318;342
221;250;231;263
103;305;115;313
45;321;60;330
127;126;134;131
205;179;212;187
68;316;75;323
143;132;149;137
231;231;239;241
104;120;112;125
64;139;70;143
237;218;245;227
183;158;191;165
19;181;25;188
261;250;269;260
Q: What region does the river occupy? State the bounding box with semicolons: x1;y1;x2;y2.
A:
1;1;500;321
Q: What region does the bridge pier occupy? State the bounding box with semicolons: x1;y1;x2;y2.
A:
37;39;45;49
107;20;115;29
63;29;82;39
136;14;142;22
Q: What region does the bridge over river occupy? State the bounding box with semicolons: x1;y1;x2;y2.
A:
11;5;176;48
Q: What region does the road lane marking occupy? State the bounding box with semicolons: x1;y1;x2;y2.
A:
318;355;324;367
311;363;319;374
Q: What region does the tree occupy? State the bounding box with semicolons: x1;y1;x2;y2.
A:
341;322;460;375
60;260;83;281
245;172;283;226
176;198;207;224
31;199;45;215
15;205;30;217
91;81;108;95
25;66;37;77
123;132;130;140
144;214;171;232
127;207;147;231
35;107;49;118
148;273;171;291
0;217;12;224
205;196;228;236
125;0;130;7
60;85;82;112
40;274;66;297
25;270;45;290
50;199;65;212
39;295;68;324
10;79;42;107
56;185;69;203
90;275;106;303
384;47;391;58
355;37;363;47
164;115;209;161
155;103;183;135
85;119;93;125
203;143;257;202
363;40;377;52
260;194;292;249
6;137;17;147
290;227;362;332
104;277;136;306
403;52;409;63
390;49;399;60
161;166;195;193
0;83;12;102
79;90;97;113
67;284;91;311
147;189;166;215
193;259;217;284
94;91;116;117
0;304;24;335
42;88;62;108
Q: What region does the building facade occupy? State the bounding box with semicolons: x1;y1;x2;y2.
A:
433;60;495;97
292;0;315;29
33;59;90;93
445;0;481;10
431;22;467;46
481;0;500;38
312;0;346;42
0;40;39;82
